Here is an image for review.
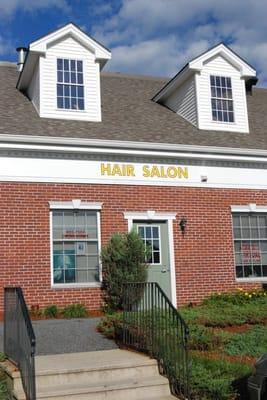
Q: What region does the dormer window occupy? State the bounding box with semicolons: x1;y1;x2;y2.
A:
57;58;85;110
210;75;234;123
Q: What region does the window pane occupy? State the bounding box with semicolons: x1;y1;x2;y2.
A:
71;98;78;109
138;226;144;238
64;72;70;83
71;72;76;83
65;97;70;109
146;227;152;238
71;85;76;97
77;60;83;72
64;59;69;70
64;85;70;97
236;265;243;278
77;73;83;84
153;252;160;263
78;99;84;110
57;71;63;82
57;59;63;70
57;84;63;97
57;97;63;109
70;60;76;71
77;86;84;98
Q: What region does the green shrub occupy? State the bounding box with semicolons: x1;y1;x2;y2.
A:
0;371;9;400
63;304;87;318
43;305;58;318
0;354;6;362
191;355;252;400
181;299;267;327
97;312;123;339
101;230;148;312
203;288;267;306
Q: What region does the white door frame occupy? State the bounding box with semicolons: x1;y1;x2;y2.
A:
124;210;177;307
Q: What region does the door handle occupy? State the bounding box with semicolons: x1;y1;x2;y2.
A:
161;269;167;273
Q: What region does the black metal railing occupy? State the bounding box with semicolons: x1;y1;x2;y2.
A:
4;287;36;400
121;282;190;399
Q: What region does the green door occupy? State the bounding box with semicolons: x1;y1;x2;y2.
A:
134;221;171;300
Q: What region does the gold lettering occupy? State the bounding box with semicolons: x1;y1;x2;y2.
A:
150;166;161;178
167;166;177;178
127;165;135;177
160;166;167;178
142;165;150;177
101;163;111;176
112;164;123;176
177;167;188;179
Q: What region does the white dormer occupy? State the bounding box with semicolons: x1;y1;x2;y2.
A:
153;43;257;133
17;23;111;122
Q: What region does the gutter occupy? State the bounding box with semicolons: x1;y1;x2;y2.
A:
0;134;267;163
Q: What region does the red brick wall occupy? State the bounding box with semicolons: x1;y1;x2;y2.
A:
1;182;266;312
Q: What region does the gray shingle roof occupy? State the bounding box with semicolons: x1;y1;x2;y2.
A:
0;64;267;150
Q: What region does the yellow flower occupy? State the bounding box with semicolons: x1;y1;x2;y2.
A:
238;288;243;291
248;294;252;298
245;292;248;296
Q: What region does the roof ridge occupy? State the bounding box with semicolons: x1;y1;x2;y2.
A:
0;61;17;68
101;71;168;82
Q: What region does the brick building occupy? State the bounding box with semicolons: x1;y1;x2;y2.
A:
1;23;267;312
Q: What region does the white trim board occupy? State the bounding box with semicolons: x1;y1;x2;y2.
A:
124;211;177;307
231;204;267;212
49;200;102;210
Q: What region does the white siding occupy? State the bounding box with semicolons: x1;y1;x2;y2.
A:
39;36;101;121
196;55;249;133
27;60;40;113
164;76;197;126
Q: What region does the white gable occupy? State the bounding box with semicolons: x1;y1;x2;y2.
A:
17;23;111;122
153;43;257;134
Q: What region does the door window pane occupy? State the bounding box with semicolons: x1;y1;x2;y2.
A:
138;224;161;264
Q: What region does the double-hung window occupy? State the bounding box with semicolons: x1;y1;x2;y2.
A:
233;213;267;279
57;58;85;110
210;75;234;123
52;209;100;285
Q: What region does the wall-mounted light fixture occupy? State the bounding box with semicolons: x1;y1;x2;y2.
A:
179;217;187;235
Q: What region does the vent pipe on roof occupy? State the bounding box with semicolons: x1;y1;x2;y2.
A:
16;47;27;72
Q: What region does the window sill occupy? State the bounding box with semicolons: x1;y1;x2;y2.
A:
51;282;101;289
236;277;267;283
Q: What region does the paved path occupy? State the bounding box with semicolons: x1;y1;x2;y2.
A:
0;318;117;355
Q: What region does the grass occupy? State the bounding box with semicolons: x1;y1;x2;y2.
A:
224;325;267;358
98;288;267;400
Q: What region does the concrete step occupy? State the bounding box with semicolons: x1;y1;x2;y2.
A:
2;349;177;400
13;375;171;400
13;350;160;391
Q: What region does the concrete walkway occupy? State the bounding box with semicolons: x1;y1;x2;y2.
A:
0;317;117;355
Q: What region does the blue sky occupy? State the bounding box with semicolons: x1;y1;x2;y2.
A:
1;0;267;85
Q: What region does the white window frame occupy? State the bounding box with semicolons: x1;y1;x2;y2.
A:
56;58;85;111
231;204;267;283
136;223;162;265
124;210;177;307
210;74;235;124
49;200;102;289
